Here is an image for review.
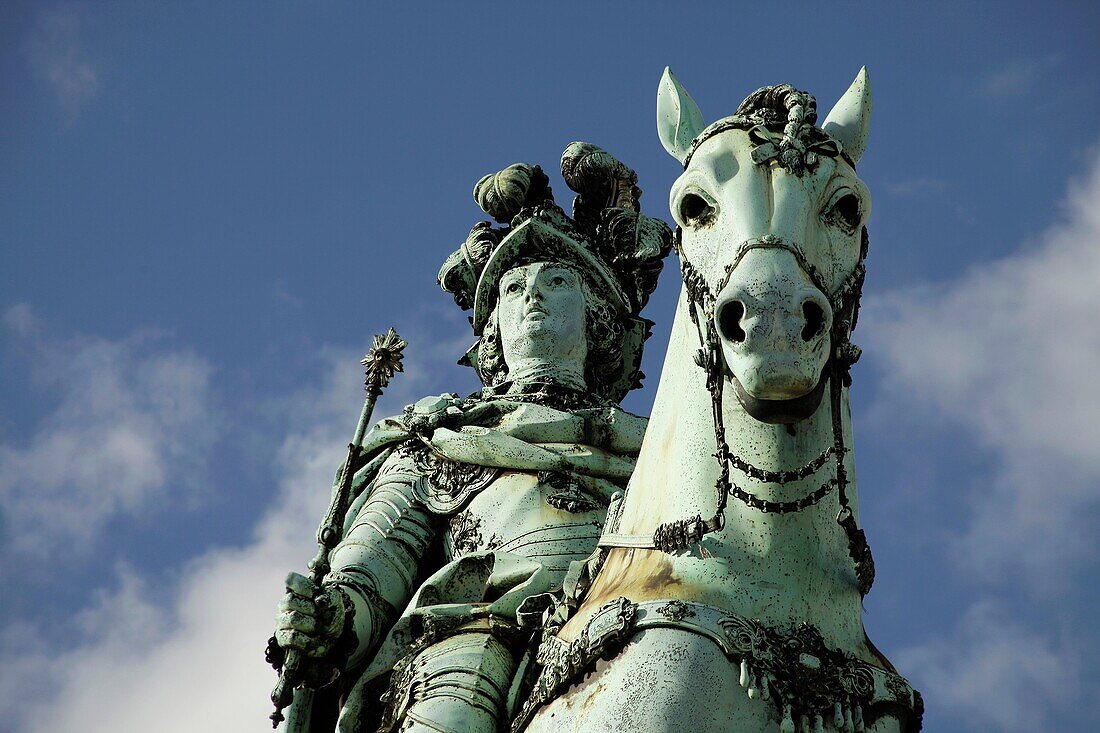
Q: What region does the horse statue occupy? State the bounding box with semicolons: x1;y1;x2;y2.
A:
513;69;922;733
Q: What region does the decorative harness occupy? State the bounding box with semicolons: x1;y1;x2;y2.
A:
598;84;875;596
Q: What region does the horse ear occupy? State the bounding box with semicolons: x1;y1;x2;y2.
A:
657;67;705;164
823;67;872;165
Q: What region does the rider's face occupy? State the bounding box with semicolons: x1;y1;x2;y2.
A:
497;262;588;368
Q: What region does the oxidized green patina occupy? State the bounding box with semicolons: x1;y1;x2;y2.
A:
268;144;672;733
519;69;922;733
270;69;920;733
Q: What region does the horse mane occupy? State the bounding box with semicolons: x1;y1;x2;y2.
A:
735;83;818;127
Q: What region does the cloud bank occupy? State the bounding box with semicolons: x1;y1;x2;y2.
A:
0;309;218;556
895;601;1078;731
862;148;1100;729
0;314;471;733
865;148;1100;586
975;56;1060;100
24;5;101;120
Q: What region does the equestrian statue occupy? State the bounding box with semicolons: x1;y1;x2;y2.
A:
267;68;922;733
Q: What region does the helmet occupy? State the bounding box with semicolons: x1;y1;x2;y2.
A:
438;143;673;403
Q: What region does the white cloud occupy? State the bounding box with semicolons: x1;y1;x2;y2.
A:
975;56;1060;100
0;308;219;556
0;317;473;733
0;435;337;733
24;5;101;120
884;177;946;197
897;601;1078;732
863;148;1100;587
2;303;37;336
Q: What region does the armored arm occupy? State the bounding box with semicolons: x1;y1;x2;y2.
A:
324;453;440;670
275;447;440;686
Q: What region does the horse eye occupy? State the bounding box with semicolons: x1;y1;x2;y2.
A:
679;192;716;227
505;282;521;294
827;193;861;233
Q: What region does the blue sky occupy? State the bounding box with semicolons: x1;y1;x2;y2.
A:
2;2;1099;731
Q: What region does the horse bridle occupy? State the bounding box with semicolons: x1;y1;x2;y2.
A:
599;116;875;595
664;228;874;596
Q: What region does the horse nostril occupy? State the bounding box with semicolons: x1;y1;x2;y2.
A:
718;301;746;343
801;301;825;341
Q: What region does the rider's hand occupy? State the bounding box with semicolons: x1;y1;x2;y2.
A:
274;571;347;660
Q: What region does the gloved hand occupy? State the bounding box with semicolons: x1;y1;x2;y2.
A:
272;571;347;663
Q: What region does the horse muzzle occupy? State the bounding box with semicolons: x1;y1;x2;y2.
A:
713;246;832;419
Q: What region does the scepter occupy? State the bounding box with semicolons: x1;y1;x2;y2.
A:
269;328;407;728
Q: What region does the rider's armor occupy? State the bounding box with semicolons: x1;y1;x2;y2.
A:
274;143;672;733
324;396;642;733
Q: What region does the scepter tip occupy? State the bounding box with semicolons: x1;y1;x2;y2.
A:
361;328;407;391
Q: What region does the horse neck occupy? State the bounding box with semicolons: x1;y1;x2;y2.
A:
618;285;862;588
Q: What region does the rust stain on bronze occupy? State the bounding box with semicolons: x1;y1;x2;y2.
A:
639;553;683;595
560;547;686;642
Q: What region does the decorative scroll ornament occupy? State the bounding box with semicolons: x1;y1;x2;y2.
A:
719;615;876;733
654;599;695;622
513;597;637;731
514;599;921;733
538;470;601;514
446;510;501;555
447;511;484;555
405;441;500;516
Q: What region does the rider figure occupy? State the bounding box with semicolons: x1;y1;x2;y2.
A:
271;144;672;733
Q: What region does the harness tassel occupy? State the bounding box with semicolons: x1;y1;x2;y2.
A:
780;706;795;733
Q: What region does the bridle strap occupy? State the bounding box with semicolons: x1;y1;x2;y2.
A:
599;226;874;595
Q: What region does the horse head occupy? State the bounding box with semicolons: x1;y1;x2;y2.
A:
658;68;872;423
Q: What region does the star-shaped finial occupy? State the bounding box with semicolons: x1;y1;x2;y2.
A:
361;328;407;392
